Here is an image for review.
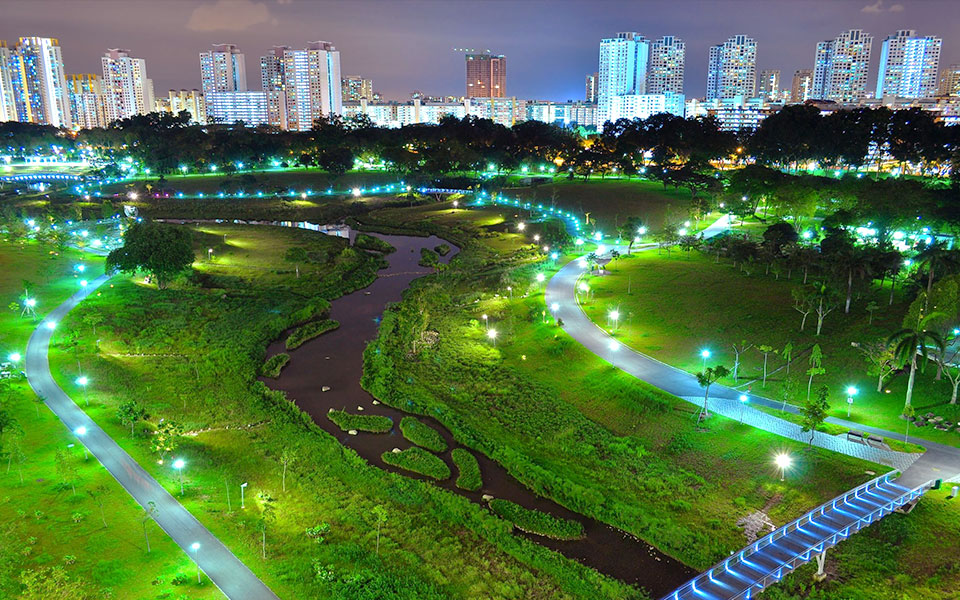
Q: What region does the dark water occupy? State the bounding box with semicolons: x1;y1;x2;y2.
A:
262;232;695;597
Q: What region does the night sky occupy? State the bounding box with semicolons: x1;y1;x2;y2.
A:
3;0;959;101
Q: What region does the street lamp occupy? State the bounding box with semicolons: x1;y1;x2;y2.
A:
517;222;526;231
739;394;748;424
173;458;186;496
45;321;56;330
608;309;619;332
609;340;619;368
8;352;21;363
846;386;858;418
550;302;559;313
774;453;792;482
481;314;488;330
536;273;545;283
700;349;711;371
240;482;248;508
190;542;201;584
487;328;498;346
75;376;89;406
74;426;89;460
207;248;213;261
533;234;540;242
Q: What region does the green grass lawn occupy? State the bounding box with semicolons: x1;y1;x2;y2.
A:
0;239;224;598
506;178;695;233
100;169;403;196
41;222;629;599
585;249;960;448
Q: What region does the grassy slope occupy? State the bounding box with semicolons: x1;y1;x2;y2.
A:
100;169;402;195
44;222;625;600
0;240;224;598
585;250;960;448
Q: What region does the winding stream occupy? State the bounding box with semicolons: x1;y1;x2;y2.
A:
261;231;695;596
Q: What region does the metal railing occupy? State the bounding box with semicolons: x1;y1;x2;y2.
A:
661;473;934;600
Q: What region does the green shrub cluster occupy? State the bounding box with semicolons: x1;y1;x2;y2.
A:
418;248;439;267
327;409;393;433
451;448;482;491
488;499;584;541
434;244;451;256
261;353;290;378
355;233;396;254
399;417;447;452
381;447;451;480
286;319;339;349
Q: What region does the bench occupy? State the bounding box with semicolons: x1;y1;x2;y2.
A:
846;430;885;447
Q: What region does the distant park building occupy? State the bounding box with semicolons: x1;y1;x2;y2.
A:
790;69;814;102
876;30;941;99
342;76;373;102
758;69;780;101
706;34;757;100
199;44;247;95
465;51;506;98
940;64;960;97
812;29;873;103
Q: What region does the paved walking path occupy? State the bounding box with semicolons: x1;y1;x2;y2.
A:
547;215;960;485
26;272;278;600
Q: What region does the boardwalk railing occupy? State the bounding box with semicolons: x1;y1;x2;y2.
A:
661;473;934;600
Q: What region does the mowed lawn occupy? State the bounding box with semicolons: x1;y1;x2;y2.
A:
102;169;403;196
0;239;224;598
584;249;960;448
507;178;695;233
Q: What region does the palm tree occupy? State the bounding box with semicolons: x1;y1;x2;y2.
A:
888;313;946;410
696;365;730;422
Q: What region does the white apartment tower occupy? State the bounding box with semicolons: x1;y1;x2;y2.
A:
101;49;153;122
0;41;17;122
7;37;71;128
812;30;873;103
647;36;685;95
876;30;941;99
200;44;247;95
597;32;649;126
706;35;757;100
260;41;341;131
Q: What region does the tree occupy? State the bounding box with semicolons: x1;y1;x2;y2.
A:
150;420;183;462
81;312;104;338
889;313;946;409
810;281;840;336
758;345;774;387
257;491;276;558
141;501;158;553
371;504;388;555
116;401;146;436
696;365;730;422
317;147;354;177
792;286;815;332
866;301;880;324
7;427;26;484
284;247;308;278
731;341;753;381
106;221;194;290
87;484;109;528
916;243;960;313
54;448;78;496
903;404;915;443
280;447;298;492
619;216;645;254
859;340;898;392
781;342;794;376
801;385;830;446
934;346;960;405
806;344;824;401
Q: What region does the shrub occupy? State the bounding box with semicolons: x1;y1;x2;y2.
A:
399;417;447;452
286;319;339;349
452;448;482;491
434;244;451;256
488;499;584;541
327;410;393;433
355;233;396;254
418;248;439;267
261;353;290;378
381;447;450;480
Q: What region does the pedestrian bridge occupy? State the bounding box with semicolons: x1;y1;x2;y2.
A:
661;473;932;600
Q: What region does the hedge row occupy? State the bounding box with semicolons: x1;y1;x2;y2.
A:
286;319;339;349
452;448;482;491
399;417;447;453
488;499;584;541
327;409;393;433
381;447;451;480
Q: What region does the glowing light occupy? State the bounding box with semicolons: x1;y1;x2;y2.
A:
76;264;86;272
209;164;217;172
700;349;711;359
536;273;545;283
575;238;584;246
8;353;21;362
352;188;361;197
774;453;792;470
174;459;185;470
802;231;813;240
517;222;526;231
191;542;200;551
578;283;589;293
80;280;88;287
25;298;36;307
637;226;647;235
533;234;540;242
846;386;858;397
578;259;587;268
597;244;606;254
542;245;549;252
45;321;56;330
550;252;558;260
550;302;559;311
487;329;497;340
609;340;619;352
594;232;602;241
678;228;688;236
609;310;620;321
76;376;88;386
75;426;87;436
301;193;307;199
739;394;748;403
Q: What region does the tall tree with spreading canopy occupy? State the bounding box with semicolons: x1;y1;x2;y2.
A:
106;221;194;290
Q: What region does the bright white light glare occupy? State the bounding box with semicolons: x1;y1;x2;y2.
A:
45;321;56;330
8;353;21;362
846;386;858;397
517;222;526;231
487;329;497;340
609;310;619;320
191;542;200;551
76;376;88;386
774;453;792;470
701;349;711;358
80;280;88;287
75;426;87;436
578;259;587;268
550;303;559;311
536;273;545;282
609;341;619;351
351;188;361;197
739;394;748;403
578;283;589;293
26;298;36;307
174;459;185;469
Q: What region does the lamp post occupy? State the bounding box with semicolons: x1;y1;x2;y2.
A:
481;314;488;330
173;459;185;496
190;542;201;584
207;248;214;262
739;394;748;424
775;453;792;482
536;273;545;284
846;386;858;418
700;349;711;371
608;309;619;332
609;340;619;368
487;329;497;347
74;426;88;460
8;352;21;364
240;482;248;508
75;376;89;406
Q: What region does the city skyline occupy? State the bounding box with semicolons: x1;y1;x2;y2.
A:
2;0;959;102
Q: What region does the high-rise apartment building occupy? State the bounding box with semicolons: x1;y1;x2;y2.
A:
706;35;757;100
790;69;814;102
199;43;247;95
597;32;649;125
465;51;506;98
67;74;105;129
812;29;872;103
647;36;685;95
6;37;71;128
0;41;17;122
585;72;598;103
101;48;153;123
342;76;373;102
939;64;960;97
258;41;341;131
758;69;780;101
167;89;206;124
876;30;941;99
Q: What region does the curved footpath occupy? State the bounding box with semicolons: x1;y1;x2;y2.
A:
546;215;960;487
26;272;279;600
